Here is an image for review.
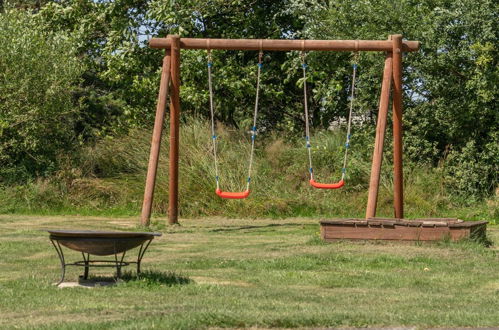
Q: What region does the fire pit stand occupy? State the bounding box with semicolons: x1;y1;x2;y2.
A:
47;230;161;285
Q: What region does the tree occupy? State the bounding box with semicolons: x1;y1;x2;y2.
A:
2;0;496;198
0;9;84;181
34;0;305;131
288;0;498;198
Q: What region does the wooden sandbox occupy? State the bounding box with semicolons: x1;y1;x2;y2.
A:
320;218;488;242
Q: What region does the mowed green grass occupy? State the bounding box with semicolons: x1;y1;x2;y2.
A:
0;215;498;329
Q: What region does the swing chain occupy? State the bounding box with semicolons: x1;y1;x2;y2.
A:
301;51;314;180
247;50;264;190
207;50;219;189
208;49;263;195
341;51;360;180
300;51;306;66
302;50;359;184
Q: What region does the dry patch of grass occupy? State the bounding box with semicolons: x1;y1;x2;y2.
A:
191;276;254;287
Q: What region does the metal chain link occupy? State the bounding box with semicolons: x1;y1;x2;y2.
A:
208;50;263;192
302;51;359;182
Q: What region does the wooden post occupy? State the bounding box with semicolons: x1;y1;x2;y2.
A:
168;35;181;225
392;34;404;219
365;51;393;219
140;48;172;226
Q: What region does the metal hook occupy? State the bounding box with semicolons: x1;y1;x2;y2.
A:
258;40;263;63
352;51;360;66
300;50;306;64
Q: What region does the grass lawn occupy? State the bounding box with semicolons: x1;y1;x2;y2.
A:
0;215;498;329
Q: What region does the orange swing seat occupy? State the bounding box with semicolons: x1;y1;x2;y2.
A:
215;189;250;199
309;179;345;189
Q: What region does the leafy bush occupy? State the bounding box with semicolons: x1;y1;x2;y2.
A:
0;9;84;182
444;132;499;202
3;118;496;222
288;0;498;198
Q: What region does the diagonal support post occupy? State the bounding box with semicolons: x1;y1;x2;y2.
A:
141;39;172;226
366;48;393;219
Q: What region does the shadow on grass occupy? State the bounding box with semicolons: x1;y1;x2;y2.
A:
471;232;494;247
209;223;311;233
306;235;328;246
121;270;192;286
436;235;494;248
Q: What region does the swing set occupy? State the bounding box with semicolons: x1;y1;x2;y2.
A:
207;47;356;198
140;35;419;226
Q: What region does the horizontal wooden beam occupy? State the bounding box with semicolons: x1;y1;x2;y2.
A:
149;37;420;52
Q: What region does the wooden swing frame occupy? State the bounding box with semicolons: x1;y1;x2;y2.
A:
140;34;420;226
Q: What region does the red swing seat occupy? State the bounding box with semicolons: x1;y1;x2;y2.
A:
216;189;250;199
309;179;344;189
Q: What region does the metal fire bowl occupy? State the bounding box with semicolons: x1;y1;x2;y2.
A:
47;230;162;256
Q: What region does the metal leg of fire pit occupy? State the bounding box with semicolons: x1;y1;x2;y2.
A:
81;253;90;280
136;239;153;275
113;243;126;280
50;239;66;286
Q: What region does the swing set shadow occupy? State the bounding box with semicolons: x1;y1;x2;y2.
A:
209;222;311;233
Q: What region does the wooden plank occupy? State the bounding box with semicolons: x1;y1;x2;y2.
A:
448;221;488;228
320;218;488;242
322;225;422;240
421;221;448;227
149;38;420;52
322;225;470;241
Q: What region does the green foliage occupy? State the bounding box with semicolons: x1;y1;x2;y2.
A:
0;119;496;222
288;0;499;197
31;0;307;131
407;0;498;198
0;0;497;201
34;0;161;131
150;0;306;131
0;9;83;182
404;0;498;169
444;132;499;201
